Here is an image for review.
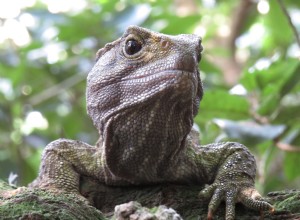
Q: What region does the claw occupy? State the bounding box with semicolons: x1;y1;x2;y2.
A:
207;209;213;220
199;184;216;200
260;206;275;220
260;210;264;220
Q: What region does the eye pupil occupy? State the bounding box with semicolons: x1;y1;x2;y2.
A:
125;40;142;55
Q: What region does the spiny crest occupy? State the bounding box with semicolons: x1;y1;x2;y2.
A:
95;37;122;62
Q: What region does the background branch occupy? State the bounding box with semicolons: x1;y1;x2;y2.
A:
28;74;86;106
276;0;300;48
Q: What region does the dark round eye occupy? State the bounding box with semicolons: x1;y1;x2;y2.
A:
125;39;142;55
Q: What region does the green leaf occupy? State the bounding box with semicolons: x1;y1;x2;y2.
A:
284;152;300;181
242;58;299;93
241;58;300;116
200;57;222;75
240;68;258;92
195;90;250;124
212;119;285;145
274;105;300;125
280;63;300;97
257;92;280;116
262;0;294;49
258;60;300;115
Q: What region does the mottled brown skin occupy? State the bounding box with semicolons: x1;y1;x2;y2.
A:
31;26;273;220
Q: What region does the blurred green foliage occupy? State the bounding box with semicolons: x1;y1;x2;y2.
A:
0;0;299;193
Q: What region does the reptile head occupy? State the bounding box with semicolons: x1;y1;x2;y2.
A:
87;26;203;134
87;26;203;179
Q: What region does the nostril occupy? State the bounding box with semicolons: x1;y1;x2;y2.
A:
198;38;203;52
196;49;202;63
196;53;201;63
196;39;203;62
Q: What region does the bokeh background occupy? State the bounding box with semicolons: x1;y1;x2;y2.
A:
0;0;299;194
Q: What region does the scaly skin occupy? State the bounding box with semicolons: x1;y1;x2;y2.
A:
31;26;273;220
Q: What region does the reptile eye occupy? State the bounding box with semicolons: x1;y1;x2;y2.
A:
125;39;142;55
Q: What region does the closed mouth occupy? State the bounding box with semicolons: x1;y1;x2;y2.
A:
123;69;195;82
88;69;196;93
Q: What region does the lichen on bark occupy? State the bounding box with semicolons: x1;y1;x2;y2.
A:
1;178;299;220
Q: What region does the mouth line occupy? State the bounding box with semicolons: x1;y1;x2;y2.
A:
88;69;196;93
123;69;195;82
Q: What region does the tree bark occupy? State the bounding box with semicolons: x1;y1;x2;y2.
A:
0;177;299;220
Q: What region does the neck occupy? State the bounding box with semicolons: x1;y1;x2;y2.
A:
102;97;194;183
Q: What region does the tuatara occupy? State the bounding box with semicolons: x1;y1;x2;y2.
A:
31;26;273;220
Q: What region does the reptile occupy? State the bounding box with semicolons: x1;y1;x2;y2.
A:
30;26;273;220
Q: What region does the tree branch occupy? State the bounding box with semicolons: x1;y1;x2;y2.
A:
28;74;86;106
276;0;300;48
275;141;300;153
1;178;300;219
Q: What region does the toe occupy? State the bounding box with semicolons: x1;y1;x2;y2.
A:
207;188;224;220
199;183;217;200
240;188;274;211
225;190;237;220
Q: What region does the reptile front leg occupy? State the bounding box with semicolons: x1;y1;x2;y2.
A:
30;139;104;193
191;142;274;220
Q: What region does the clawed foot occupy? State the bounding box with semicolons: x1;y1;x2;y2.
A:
199;182;274;220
